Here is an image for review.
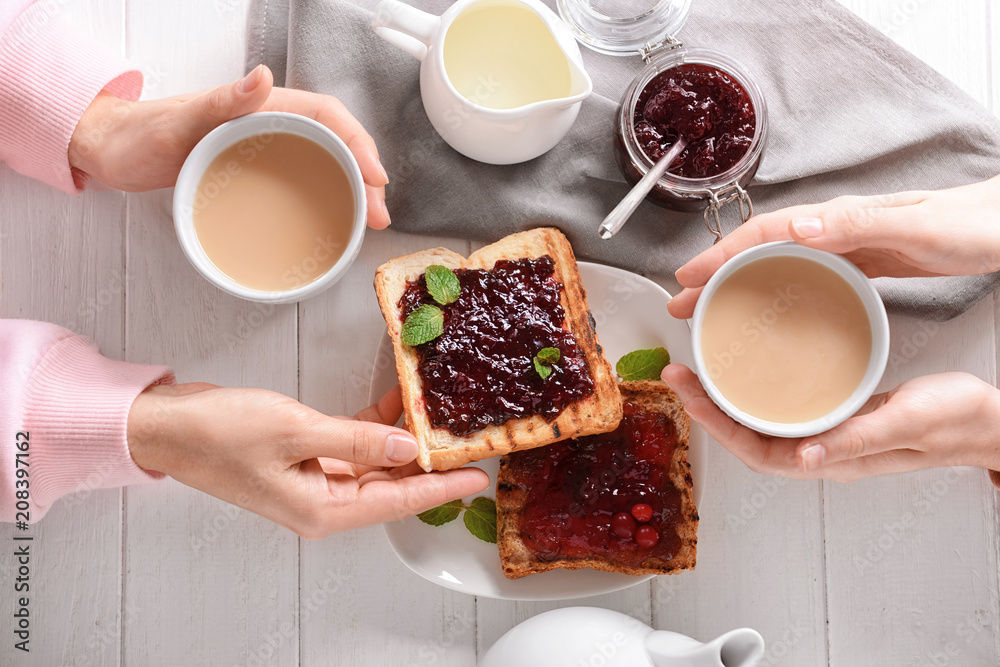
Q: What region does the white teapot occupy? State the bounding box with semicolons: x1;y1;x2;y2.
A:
479;606;765;667
371;0;593;164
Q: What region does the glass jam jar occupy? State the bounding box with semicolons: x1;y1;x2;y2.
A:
615;48;769;237
557;0;769;239
557;0;692;57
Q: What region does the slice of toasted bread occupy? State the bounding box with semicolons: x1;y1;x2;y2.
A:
497;380;698;579
374;228;621;472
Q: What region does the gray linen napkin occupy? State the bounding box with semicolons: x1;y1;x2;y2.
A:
246;0;1000;320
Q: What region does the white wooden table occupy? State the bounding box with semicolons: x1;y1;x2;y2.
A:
1;0;998;665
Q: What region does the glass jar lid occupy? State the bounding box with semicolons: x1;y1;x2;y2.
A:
556;0;692;57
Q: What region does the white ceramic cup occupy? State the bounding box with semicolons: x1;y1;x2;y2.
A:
172;112;367;303
690;242;890;438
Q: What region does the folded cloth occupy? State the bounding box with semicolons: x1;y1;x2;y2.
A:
246;0;1000;320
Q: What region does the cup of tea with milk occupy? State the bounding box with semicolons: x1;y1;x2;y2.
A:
691;243;890;437
173;112;367;303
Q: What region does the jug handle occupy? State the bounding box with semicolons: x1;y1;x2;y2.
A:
372;0;440;62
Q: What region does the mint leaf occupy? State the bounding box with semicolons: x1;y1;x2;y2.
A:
425;265;461;306
533;346;560;380
536;347;560;364
401;304;444;346
463;497;497;544
533;356;553;380
416;499;463;526
616;347;671;381
416;497;497;544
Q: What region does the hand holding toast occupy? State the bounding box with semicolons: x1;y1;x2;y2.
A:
668;175;1000;319
127;384;489;538
663;365;1000;481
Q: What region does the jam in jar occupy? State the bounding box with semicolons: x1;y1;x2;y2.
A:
633;63;756;179
615;48;768;214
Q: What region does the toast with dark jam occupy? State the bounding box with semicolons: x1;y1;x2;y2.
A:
374;228;621;472
497;381;698;578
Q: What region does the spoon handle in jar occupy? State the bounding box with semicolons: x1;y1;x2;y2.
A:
598;138;687;240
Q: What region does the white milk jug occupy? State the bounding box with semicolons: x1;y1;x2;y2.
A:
372;0;593;164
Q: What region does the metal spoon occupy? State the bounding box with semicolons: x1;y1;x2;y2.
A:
598;138;688;240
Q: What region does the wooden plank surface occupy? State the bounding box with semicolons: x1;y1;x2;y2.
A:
0;0;998;665
826;2;1000;665
823;311;1000;666
120;1;299;666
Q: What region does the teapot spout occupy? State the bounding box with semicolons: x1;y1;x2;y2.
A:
715;628;766;667
646;628;765;667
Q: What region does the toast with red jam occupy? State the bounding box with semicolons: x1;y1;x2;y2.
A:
374;228;621;472
497;381;698;579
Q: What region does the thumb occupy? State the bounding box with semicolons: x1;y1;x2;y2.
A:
794;391;896;472
177;64;274;140
788;206;906;255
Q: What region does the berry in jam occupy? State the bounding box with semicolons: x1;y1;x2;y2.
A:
507;402;687;566
611;513;636;539
631;503;653;523
633;63;755;179
635;525;659;549
398;256;594;437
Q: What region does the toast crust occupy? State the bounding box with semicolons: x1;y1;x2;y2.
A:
497;381;698;579
374;228;622;472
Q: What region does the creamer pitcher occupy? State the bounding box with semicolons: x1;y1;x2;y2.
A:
371;0;593;164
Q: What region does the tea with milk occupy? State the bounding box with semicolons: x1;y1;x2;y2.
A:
700;256;872;424
193;132;354;292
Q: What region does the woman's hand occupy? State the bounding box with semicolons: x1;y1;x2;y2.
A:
669;175;1000;319
126;383;489;538
68;64;391;229
663;364;1000;481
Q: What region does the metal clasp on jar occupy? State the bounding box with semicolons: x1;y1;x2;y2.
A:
638;35;684;63
701;183;754;243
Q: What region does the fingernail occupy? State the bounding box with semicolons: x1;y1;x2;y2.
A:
381;199;391;226
239;65;263;93
377;160;389;185
385;433;417;463
792;217;824;238
801;443;826;471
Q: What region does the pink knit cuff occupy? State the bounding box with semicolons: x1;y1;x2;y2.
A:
0;7;142;193
22;336;174;520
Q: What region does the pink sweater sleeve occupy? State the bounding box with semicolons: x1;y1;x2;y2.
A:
0;0;143;193
1;321;174;522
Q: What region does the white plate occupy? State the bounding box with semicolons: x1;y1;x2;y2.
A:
371;262;706;601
